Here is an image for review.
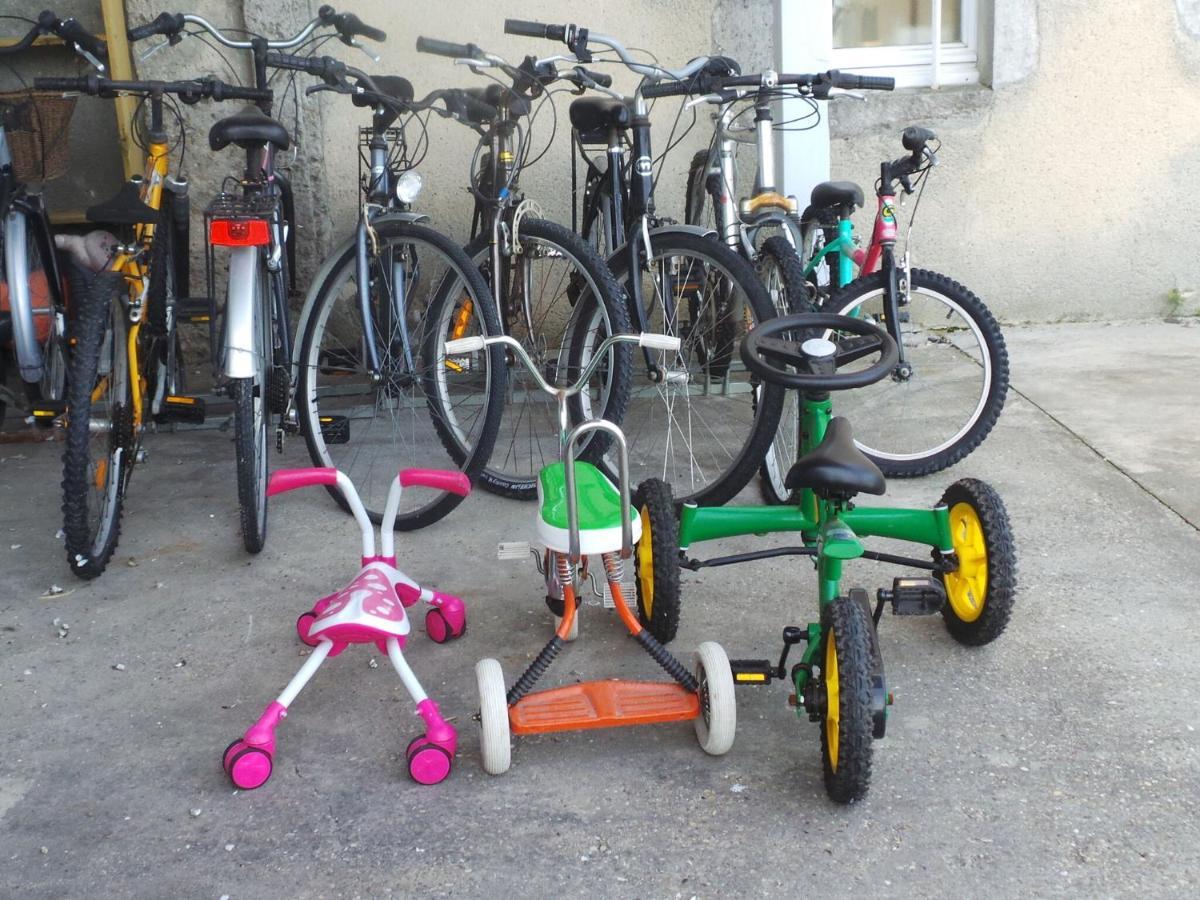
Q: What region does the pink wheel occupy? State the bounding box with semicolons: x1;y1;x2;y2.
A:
426;608;463;644
296;611;319;647
406;738;452;785
224;742;273;790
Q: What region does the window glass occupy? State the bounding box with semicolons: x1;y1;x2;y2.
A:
833;0;963;49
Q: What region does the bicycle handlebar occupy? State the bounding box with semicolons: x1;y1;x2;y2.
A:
445;332;678;398
34;74;272;103
641;69;895;99
0;11;107;66
127;6;384;51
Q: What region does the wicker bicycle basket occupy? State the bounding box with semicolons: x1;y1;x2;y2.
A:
0;89;77;182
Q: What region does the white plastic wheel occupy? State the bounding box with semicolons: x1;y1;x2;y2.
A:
693;641;737;756
476;658;512;775
553;613;579;642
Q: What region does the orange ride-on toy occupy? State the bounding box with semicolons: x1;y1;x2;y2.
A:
444;330;736;774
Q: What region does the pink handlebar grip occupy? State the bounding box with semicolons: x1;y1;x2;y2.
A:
399;468;472;497
267;467;339;496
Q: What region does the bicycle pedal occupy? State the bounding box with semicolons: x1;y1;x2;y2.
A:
318;414;349;444
177;297;212;324
497;541;531;561
30;401;65;426
730;659;776;685
878;576;946;616
154;395;206;425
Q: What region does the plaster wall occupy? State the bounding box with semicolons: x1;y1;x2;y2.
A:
717;0;1200;322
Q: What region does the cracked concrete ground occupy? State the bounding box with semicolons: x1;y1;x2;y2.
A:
1;320;1198;898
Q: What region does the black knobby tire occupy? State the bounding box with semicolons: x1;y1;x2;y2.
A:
819;595;876;804
462;217;632;500
935;478;1017;646
756;235;814;504
603;230;785;507
299;219;505;529
145;197;186;407
684;149;715;229
824;268;1009;477
233;255;271;554
632;478;681;644
61;274;130;579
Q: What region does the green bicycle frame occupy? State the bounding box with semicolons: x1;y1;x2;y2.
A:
676;393;955;699
801;218;856;290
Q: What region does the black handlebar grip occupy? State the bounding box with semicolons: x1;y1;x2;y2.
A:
830;71;895;91
211;83;274;103
127;12;184;42
577;67;612;89
415;36;475;58
265;51;314;73
335;12;386;42
33;76;91;92
459;91;497;121
57;18;107;60
504;19;566;41
640;80;692;99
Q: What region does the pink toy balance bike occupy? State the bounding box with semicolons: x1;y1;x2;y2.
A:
222;466;471;789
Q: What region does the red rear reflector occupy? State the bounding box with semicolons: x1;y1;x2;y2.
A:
209;219;269;247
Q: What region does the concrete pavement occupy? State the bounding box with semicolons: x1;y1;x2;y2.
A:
1;319;1198;898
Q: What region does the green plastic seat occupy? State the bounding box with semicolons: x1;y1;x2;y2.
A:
536;461;641;555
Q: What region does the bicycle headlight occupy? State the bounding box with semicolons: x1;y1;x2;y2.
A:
395;171;423;205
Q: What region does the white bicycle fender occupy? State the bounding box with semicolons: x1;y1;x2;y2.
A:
222;246;259;379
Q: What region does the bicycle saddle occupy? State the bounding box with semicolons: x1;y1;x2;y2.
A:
86;179;158;225
209;106;291;152
784;416;885;499
808;181;864;212
569;97;632;143
353;75;414;128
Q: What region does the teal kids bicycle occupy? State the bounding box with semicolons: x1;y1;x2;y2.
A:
633;312;1016;803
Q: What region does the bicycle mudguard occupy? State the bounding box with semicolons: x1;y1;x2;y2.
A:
601;222;718;265
222;246;261;379
288;212;431;387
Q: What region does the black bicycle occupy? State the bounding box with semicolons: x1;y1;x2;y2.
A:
507;19;785;508
414;36;633;501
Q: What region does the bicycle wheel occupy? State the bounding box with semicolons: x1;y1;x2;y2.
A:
232;252;271;553
756;235;813;504
61;273;131;579
3;208;68;407
299;219;504;529
462;217;631;500
145;197;186;413
824;268;1009;477
684;148;717;232
602;231;784;507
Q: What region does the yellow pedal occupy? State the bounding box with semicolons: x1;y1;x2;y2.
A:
155;395;206;425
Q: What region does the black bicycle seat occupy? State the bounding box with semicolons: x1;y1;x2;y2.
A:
209;106;291;152
569;97;631;143
784;416;885;498
809;180;864;212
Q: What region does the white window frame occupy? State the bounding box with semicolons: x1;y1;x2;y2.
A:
831;0;980;89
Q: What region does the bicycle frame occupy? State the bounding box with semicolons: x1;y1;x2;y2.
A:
801;192;900;289
674;388;955;698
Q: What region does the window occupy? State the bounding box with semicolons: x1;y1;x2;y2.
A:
832;0;980;88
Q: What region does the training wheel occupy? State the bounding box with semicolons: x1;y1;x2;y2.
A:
223;739;273;790
405;737;453;785
693;641;737;756
476;658;511;775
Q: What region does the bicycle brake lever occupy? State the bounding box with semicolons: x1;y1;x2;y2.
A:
138;39;171;63
348;38;380;64
684;93;721;110
75;46;107;73
828;88;866;102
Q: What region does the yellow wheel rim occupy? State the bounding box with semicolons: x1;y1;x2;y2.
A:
825;631;840;772
636;505;654;618
945;502;988;622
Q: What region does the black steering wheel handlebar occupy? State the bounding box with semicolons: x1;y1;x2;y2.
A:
740;313;898;392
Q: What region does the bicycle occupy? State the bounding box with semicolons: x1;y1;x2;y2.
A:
126;6;390;550
414;35;633;502
795;127;1010;480
679;66;894;503
268;51;510;529
34;71;272;578
444;328;736;775
509;18;785;508
0;11;107;430
635;311;1016;802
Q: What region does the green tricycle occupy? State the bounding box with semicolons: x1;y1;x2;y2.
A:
631;312;1017;803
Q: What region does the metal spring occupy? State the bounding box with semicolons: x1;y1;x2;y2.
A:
554;552;573;588
601;552;624;584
